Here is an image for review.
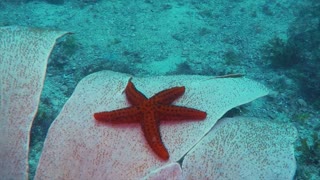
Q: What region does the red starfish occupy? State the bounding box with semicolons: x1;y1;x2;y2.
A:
94;79;207;160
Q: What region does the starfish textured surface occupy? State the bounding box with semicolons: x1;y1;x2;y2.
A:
94;79;207;160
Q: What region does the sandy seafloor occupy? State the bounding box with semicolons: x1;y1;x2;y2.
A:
0;0;319;179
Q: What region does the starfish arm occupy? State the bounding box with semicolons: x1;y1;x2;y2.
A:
94;106;141;123
150;86;185;104
125;79;147;106
141;112;169;160
156;105;207;121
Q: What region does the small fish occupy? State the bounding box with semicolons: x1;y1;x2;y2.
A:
214;73;245;79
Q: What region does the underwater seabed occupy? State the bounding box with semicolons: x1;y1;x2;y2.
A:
1;0;320;179
0;26;297;179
